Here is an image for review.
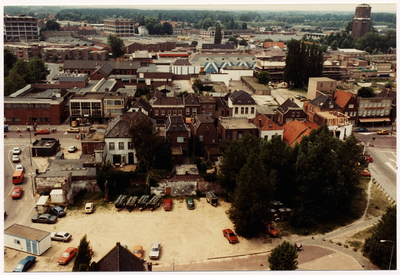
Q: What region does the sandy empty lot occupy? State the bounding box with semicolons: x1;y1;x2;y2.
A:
4;198;281;272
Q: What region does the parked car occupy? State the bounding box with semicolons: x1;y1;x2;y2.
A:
71;120;79;127
265;224;280;237
66;128;80;133
163;199;173;211
35;129;50;135
186;198;195;210
50;206;66;217
51;232;72;242
12;155;20;162
15;164;24;171
68;146;77;153
149;242;161;260
360;169;371;176
355;127;368;132
300;98;310;102
85;203;94;214
133;245;144;259
377;129;390;135
11;187;23;199
13;256;36;272
31;214;57;224
13;147;21;155
222;229;239;244
57;247;78;265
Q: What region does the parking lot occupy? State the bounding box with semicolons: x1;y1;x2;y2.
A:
4;198;279;272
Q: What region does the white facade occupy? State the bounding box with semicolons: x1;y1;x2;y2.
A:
328;124;353;140
220;67;254;81
171;64;201;75
105;137;137;165
260;129;284;141
4;224;52;255
138;26;149;36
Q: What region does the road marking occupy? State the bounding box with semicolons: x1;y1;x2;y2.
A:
385;162;397;173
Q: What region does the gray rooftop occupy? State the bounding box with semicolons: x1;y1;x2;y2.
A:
5;224;50;242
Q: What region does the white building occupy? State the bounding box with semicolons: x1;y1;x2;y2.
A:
4;224;51;255
138;26;149;36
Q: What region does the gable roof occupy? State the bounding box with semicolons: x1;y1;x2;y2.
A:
95;242;146;271
334;89;355;108
105;112;154;138
282;120;318;146
193;114;214;131
173;59;192;66
276;99;301;114
309;94;341;110
229;90;256;105
184;94;200;106
376;88;396;101
165;115;190;132
131;97;151;112
152;96;184;107
250;114;282;131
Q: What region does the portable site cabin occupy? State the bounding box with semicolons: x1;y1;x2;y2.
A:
50;189;65;203
4;224;52;255
35;195;49;214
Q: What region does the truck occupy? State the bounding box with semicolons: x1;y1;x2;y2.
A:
126;196;138;212
206;191;218;207
114;195;127;210
147;195;162;212
137;195;150;211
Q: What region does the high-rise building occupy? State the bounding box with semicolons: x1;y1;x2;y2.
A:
104;18;134;37
351;4;371;39
4;14;39;42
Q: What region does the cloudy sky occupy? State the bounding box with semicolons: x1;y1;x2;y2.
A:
2;0;397;13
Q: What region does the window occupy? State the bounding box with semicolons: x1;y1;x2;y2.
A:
161;109;165;116
367;110;371;116
109;142;115;150
186;108;190;115
155;109;159;116
14;240;20;245
385;109;389;115
177;137;186;143
360;102;363;107
251;107;255;114
363;110;366;117
235;107;238;114
167;110;171;115
199;135;203;142
349;104;354;108
118;142;124;150
245;107;248;114
238;131;243;139
192;108;197;115
227;131;231;139
128;142;134;150
178;110;182;115
371;110;375;116
377;102;381;107
241;107;244;114
373;102;377;107
173;109;177;115
205;126;209;131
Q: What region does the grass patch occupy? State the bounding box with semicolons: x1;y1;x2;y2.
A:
367;180;393;217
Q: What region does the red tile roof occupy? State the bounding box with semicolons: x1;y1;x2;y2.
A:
282;120;319;146
250;114;282;131
334;89;354;108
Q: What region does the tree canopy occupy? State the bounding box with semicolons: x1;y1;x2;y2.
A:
214;23;222;44
73;235;94;271
107;34;125;59
363;206;396;270
357;87;376;98
268;240;298;270
257;71;270;85
284;39;323;88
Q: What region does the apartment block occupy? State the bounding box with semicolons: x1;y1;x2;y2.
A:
4;14;39;42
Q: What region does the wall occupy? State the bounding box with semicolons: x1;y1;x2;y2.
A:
4;232;51;255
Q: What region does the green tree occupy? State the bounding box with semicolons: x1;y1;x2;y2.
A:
268;241;298;270
28;57;50;83
145;16;160;35
242;22;247;30
363;206;396;270
107;34;125;59
227;151;273;238
238;38;248;46
45;19;60;31
357;87;375;98
330;40;338;50
214;23;222;44
4;49;17;77
257;71;270;85
73;235;94;271
9;59;33;84
191;40;198;47
284;39;323;88
4;71;26;96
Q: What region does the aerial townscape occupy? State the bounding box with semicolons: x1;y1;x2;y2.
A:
3;2;397;272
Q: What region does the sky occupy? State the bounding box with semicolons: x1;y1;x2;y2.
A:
2;0;398;13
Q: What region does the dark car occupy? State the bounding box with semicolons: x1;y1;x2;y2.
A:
31;214;58;224
50;206;66;217
186;198;195;210
355;127;368;132
223;229;239;244
13;256;36;272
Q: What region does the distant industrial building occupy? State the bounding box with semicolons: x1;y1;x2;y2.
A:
4;14;39;42
104;18;134;37
351;4;371;39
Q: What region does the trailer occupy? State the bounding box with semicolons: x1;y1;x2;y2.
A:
147;195;162;212
206;191;218;207
137;195;150;211
126;196;138;212
114;195;127;210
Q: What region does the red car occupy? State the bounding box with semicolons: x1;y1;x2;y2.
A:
57;247;78;265
163;199;172;211
265;224;280;237
11;187;23;199
222;229;239;244
35;129;50;135
360;169;371;176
